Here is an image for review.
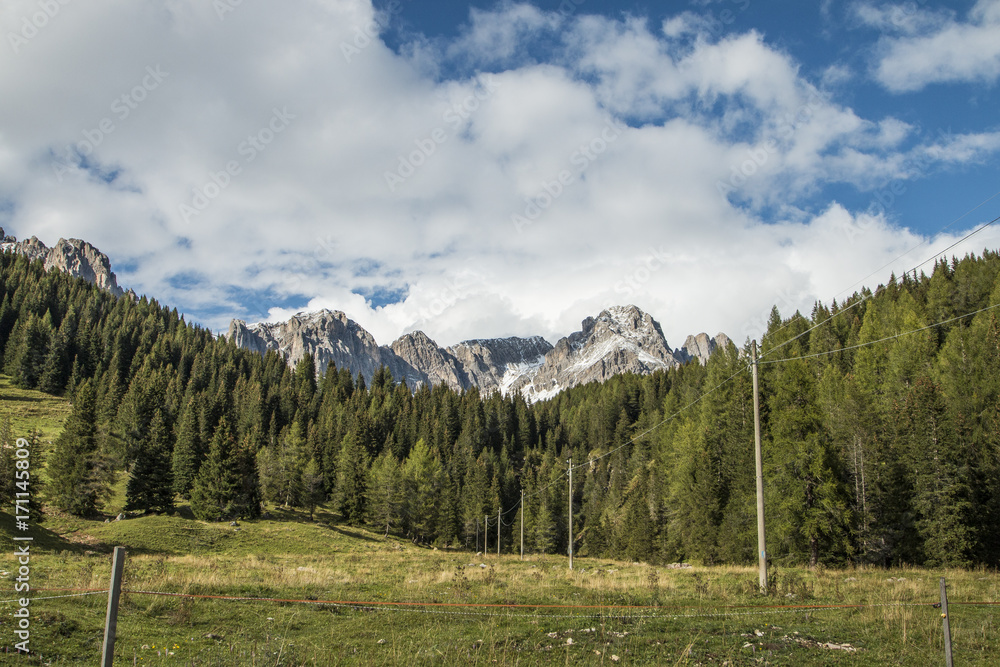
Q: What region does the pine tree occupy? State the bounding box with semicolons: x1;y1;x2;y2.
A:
767;359;851;567
7;312;50;389
335;430;369;525
48;381;112;515
403;439;443;543
257;422;309;507
124;408;175;514
233;432;262;520
366;451;403;536
0;417;44;521
663;419;719;563
899;378;973;566
190;418;242;521
534;494;557;554
172;396;203;498
302;458;326;521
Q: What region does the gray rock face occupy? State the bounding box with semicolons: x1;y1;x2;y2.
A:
227;309;394;383
390;331;468;391
1;233;124;297
509;305;685;401
228;304;730;402
226;310;550;392
677;332;735;365
447;336;553;393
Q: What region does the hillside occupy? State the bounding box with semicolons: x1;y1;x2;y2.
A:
1;361;998;665
3;249;1000;573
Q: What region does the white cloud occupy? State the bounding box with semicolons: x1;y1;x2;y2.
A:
867;0;1000;92
1;0;998;350
854;2;955;35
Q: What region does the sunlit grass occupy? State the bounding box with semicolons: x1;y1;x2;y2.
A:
0;374;72;445
0;377;996;664
1;505;997;665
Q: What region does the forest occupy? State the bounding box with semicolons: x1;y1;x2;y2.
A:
2;248;999;569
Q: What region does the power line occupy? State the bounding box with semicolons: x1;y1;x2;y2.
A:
759;190;1000;348
761;213;1000;361
760;301;1000;365
570;366;747;473
833;189;1000;303
496;196;1000;548
498;364;748;521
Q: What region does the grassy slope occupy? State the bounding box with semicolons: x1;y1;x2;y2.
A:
0;378;997;665
0;375;73;444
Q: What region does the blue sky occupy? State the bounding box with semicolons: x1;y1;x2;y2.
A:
1;0;999;347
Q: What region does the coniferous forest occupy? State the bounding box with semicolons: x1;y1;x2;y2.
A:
3;249;1000;569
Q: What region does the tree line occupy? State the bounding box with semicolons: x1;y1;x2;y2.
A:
2;248;999;568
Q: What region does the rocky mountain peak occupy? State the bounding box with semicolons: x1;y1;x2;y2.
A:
227;304;729;403
1;232;124;297
678;332;734;365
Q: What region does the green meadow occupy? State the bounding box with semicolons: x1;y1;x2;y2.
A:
1;377;998;665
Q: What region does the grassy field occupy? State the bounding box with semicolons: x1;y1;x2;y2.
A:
0;376;73;444
0;378;997;665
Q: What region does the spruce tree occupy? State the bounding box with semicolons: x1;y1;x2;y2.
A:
172;396;203;498
366;451;403;536
48;381;112;515
335;430;369;525
767;359;851;567
8;313;50;389
190;418;242;521
403;439;443;543
302;457;325;521
0;417;44;521
124;408;175;514
233;432;262;519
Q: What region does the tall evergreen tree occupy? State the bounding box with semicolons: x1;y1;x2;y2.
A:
403;439;444;543
7;312;50;389
335;430;369;525
48;381;112;515
767;359;851;566
367;451;403;536
172;395;203;498
190;418;243;521
301;457;326;521
124;408;175;514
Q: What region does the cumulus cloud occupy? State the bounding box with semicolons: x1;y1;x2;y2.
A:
862;0;1000;92
1;0;998;349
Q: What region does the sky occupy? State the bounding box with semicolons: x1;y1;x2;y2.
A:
1;0;999;348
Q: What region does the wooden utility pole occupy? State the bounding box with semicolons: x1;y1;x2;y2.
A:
484;515;488;554
101;547;126;667
497;508;501;557
940;577;954;667
568;457;574;571
751;340;768;593
520;490;524;561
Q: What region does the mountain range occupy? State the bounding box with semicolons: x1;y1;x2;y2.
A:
1;230;730;401
227;306;730;402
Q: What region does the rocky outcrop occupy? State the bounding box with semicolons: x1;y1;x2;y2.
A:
678;332;733;365
227;309;395;382
448;336;553;394
0;230;125;297
508;305;686;401
228;304;730;402
389;331;468;391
